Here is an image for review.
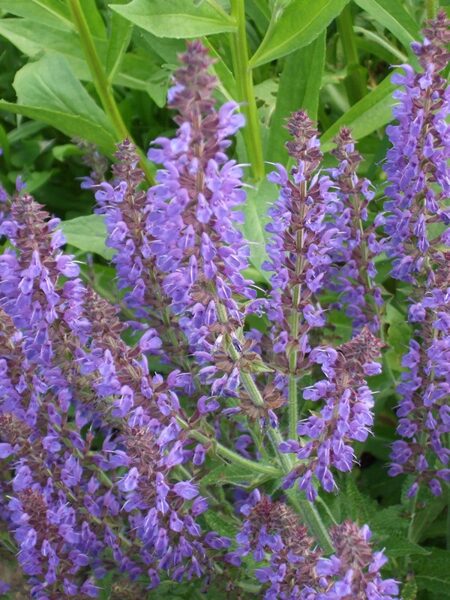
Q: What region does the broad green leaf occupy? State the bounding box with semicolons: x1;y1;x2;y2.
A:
133;29;185;64
383;535;430;559
384;300;412;371
341;476;378;523
110;0;236;38
106;11;133;80
401;580;418;600
266;32;325;163
200;462;277;486
7;121;46;144
0;18;168;103
60;215;114;261
408;496;447;544
0;54;116;153
249;0;349;68
321;70;398;151
204;38;237;99
79;0;107;39
0;19;86;70
241;179;278;279
413;548;450;597
0;0;73;28
246;0;271;34
116;54;169;106
354;26;408;63
353;0;419;51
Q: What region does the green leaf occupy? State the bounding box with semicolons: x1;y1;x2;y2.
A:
203;511;239;539
341;476;378;523
79;0;107;39
241;179;278;279
401;579;418;600
321;70;398;151
105;10;133;80
354;26;408;63
408;496;447;544
0;0;73;28
200;462;276;487
413;548;450;597
0;18;85;67
353;0;419;51
383;535;430;559
116;53;170;106
0;54;116;153
384;300;412;371
249;0;349;68
203;38;237;99
60;215;114;261
0;15;168;102
110;0;236;38
266;32;325;163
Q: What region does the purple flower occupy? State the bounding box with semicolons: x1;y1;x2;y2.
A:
232;494;398;598
263;110;339;400
383;12;450;283
384;13;450;496
327;127;381;333
281;328;383;500
145;41;254;356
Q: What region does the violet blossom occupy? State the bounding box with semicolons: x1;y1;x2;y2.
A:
280;328;383;500
384;12;450;496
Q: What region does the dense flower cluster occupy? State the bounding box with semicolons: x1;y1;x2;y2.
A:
0;193;227;596
263;110;338;374
384;11;450;495
146;41;254;326
142;41;269;413
328;127;381;333
231;491;399;599
280;328;382;500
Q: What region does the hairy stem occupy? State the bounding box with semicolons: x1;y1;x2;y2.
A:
230;0;265;181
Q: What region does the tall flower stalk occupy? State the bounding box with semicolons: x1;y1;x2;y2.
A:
383;11;450;496
328;127;382;334
263;110;339;439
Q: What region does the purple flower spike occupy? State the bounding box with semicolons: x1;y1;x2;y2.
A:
232;493;398;599
264;111;339;378
281;328;383;500
146;41;254;358
384;12;450;496
327;127;381;333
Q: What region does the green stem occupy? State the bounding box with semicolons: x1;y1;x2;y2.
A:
286;489;334;553
68;0;154;184
216;306;333;551
288;375;298;440
337;4;367;103
287;183;306;440
176;416;281;477
426;0;438;19
230;0;265;181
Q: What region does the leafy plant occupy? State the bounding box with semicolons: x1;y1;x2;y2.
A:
0;1;448;598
